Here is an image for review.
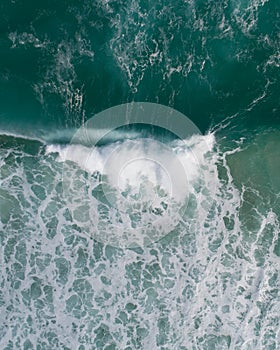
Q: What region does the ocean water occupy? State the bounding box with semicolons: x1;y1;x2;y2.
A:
0;0;280;349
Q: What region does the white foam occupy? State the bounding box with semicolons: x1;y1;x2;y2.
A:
45;133;217;247
46;132;215;202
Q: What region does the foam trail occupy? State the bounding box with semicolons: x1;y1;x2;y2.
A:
1;130;280;348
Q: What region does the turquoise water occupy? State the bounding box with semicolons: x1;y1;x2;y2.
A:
0;0;280;349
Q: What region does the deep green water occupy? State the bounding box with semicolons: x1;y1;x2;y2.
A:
0;0;280;349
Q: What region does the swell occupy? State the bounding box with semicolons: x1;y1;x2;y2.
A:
0;0;279;137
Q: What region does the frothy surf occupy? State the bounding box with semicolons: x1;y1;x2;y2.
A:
1;129;279;348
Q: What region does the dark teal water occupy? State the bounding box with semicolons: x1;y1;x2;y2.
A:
1;0;279;138
0;1;280;349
